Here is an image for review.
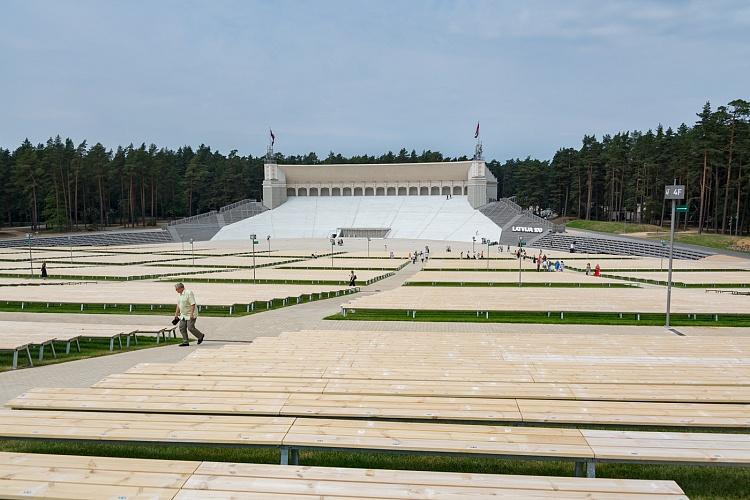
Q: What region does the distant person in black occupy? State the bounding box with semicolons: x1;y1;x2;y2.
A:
348;271;357;287
40;262;48;279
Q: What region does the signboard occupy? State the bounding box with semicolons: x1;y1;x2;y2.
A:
512;226;543;233
664;185;685;200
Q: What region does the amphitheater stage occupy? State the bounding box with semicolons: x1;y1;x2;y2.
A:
211;196;502;242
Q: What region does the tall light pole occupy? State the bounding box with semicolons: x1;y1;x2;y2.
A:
68;235;73;263
664;182;685;328
367;237;371;258
26;233;33;277
250;234;257;282
190;238;195;266
267;235;271;254
472;236;476;254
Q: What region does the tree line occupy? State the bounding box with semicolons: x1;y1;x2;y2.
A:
0;99;747;235
490;99;750;235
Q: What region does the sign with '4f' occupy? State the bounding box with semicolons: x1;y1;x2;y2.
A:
664;185;685;200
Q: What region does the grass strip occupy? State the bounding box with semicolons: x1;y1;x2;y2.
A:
403;282;637;288
328;309;750;326
0;289;357;317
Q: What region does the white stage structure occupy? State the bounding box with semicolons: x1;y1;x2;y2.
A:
212;195;502;242
212;159;502;243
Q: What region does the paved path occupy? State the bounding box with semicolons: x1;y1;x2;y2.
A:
1;259;745;403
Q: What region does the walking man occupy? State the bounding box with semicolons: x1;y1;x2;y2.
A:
173;282;205;347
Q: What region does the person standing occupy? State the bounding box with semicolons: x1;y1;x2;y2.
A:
594;264;601;277
348;270;357;287
40;262;48;279
585;263;592;276
173;282;205;347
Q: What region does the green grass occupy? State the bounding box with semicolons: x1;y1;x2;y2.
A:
565;219;750;253
158;274;392;286
0;290;357;317
668;233;750;253
0;440;744;499
404;281;637;288
327;309;750;326
0;336;182;371
566;219;666;234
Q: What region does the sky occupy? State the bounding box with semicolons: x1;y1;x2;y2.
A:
1;0;748;161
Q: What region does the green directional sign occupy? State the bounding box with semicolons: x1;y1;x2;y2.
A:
676;205;688;213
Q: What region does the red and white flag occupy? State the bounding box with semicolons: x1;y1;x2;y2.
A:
474;122;480;139
270;129;275;146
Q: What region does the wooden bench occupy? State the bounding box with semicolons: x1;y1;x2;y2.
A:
0;451;197;499
95;371;750;404
0;334;82;368
0;341;34;369
0;409;293;446
179;461;686;499
0;451;687;499
0;409;745;479
10;384;750;428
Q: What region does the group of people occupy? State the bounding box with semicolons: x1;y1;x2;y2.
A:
460;251;484;259
409;246;430;264
533;253;565;272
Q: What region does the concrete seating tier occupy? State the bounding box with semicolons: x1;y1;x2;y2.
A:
0;229;173;249
0;452;687;499
534;232;712;259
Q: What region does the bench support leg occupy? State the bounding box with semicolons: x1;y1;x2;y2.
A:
586;461;596;478
25;347;33;367
50;342;56;359
12;350;17;370
65;341;71;355
76;338;81;352
280;446;289;465
575;460;596;478
109;337;115;351
38;344;44;361
290;448;300;465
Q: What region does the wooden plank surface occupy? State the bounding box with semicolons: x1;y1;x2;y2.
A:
0;409;293;445
0;452;688;499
